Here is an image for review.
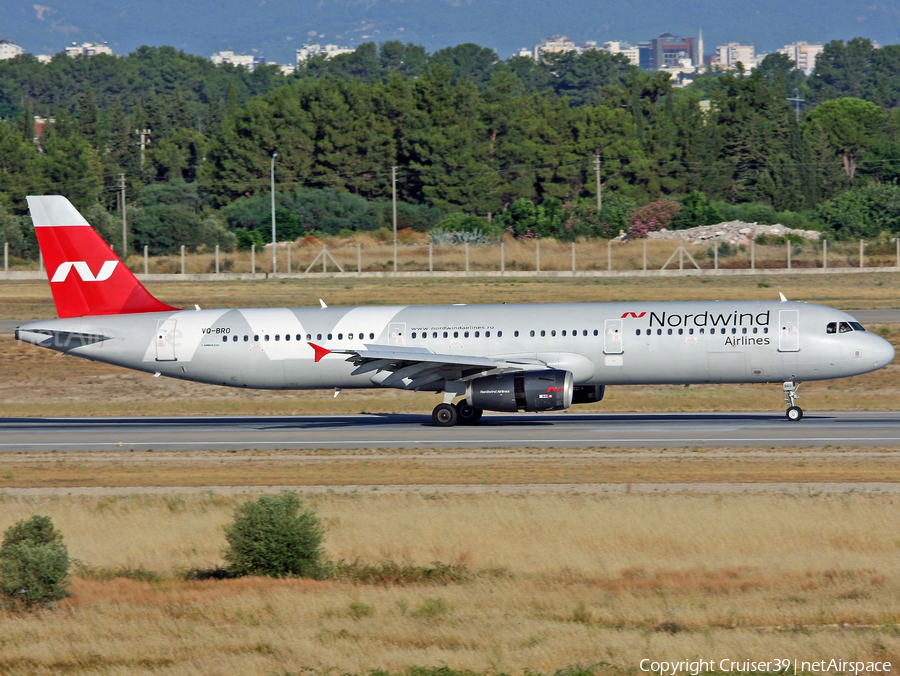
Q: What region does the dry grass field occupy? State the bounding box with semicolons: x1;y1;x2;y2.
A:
0;492;899;675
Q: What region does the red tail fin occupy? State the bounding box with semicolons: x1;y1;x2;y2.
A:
27;196;178;318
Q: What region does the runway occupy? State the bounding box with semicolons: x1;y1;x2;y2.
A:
2;411;899;452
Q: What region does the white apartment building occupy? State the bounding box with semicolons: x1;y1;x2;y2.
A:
777;41;823;75
211;50;262;70
0;39;25;60
600;41;639;66
295;43;354;64
716;42;756;69
65;42;113;57
536;35;576;61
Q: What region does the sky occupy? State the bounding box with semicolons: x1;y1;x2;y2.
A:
5;0;900;64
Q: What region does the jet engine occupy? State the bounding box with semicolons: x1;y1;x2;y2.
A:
466;370;574;412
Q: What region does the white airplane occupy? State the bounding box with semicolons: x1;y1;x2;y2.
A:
15;196;895;425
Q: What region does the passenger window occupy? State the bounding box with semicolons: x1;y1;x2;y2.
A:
763;327;769;334
497;331;502;337
244;335;249;342
752;327;757;334
636;329;641;336
562;330;567;337
316;334;322;341
453;331;458;338
369;333;375;340
305;334;311;341
265;335;270;342
277;335;282;341
593;329;599;336
475;331;480;338
464;331;469;338
551;330;556;337
582;330;587;336
541;330;546;337
443;332;448;338
688;329;693;335
657;329;662;335
327;333;333;340
699;329;704;335
487;331;492;337
412;332;417;339
233;335;238;342
254;335;260;342
432;332;437;339
514;330;519;337
742;328;747;334
222;335;227;342
530;330;535;337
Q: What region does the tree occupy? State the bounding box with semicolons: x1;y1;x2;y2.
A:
223;492;328;579
806;98;887;185
0;515;71;609
816;183;900;240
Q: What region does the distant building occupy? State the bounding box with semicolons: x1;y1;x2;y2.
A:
536;35;576;61
295;43;354;64
0;39;25;60
211;50;264;70
599;41;639;66
639;32;703;70
777;41;823;75
515;47;535;61
65;42;113;57
716;43;756;70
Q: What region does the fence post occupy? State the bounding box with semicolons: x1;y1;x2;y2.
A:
607;240;612;271
714;244;718;271
823;239;827;269
465;242;470;274
287;243;291;274
429;242;433;273
786;240;791;270
39;251;43;273
358;243;362;274
180;245;185;274
215;244;220;275
3;242;7;273
251;244;256;274
144;245;149;274
501;242;505;274
643;240;647;271
571;241;576;273
750;239;755;270
536;240;541;273
860;239;864;269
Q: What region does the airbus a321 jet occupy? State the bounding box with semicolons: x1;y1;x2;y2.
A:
14;196;895;425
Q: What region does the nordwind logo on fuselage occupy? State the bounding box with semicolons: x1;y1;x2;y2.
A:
51;260;119;283
646;310;771;328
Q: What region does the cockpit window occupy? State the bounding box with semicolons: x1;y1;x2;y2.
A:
828;321;866;333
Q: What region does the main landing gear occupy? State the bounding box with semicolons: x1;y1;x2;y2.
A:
431;401;484;427
783;381;803;421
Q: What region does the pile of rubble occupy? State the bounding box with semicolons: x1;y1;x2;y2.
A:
646;221;820;245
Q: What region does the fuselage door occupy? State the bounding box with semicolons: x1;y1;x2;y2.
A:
603;318;624;355
778;310;800;352
155;318;177;361
388;322;407;346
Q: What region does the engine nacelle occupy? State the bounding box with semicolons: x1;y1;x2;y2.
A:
466;370;574;412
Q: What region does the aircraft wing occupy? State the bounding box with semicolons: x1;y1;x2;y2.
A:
309;342;547;390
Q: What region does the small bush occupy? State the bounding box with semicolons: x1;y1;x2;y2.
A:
334;560;473;586
223;492;329;579
409;596;451;620
0;515;71;609
348;600;375;620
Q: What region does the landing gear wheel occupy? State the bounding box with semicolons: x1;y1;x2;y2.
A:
455;402;483;425
432;403;458;427
786;406;803;422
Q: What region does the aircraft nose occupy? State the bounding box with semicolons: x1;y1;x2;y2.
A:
873;334;895;367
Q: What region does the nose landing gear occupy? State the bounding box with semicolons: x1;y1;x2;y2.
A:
783;381;802;421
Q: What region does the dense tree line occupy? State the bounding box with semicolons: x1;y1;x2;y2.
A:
1;38;900;258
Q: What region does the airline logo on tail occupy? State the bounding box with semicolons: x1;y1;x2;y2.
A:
51;261;119;283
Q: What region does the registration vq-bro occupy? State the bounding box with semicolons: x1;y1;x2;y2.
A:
639;658;892;675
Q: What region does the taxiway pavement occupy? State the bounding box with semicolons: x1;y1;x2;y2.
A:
1;411;899;452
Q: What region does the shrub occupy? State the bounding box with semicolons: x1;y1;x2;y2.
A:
0;515;71;609
223;492;329;579
626;199;681;238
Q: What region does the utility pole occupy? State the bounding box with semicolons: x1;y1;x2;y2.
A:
134;128;151;167
594;153;602;213
119;173;127;257
392;165;398;274
271;152;277;276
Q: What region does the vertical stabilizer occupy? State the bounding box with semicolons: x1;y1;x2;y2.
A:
27;195;178;318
